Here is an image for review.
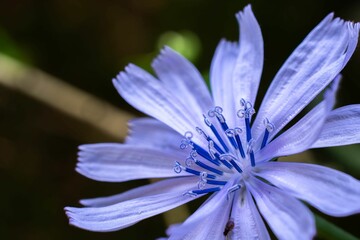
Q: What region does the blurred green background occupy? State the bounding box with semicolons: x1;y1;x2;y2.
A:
0;0;359;239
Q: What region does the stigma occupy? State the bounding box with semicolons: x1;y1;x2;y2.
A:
174;99;274;196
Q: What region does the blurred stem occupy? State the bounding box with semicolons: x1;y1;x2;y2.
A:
0;53;133;140
315;214;358;240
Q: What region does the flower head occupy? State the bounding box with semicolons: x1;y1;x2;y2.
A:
65;5;360;239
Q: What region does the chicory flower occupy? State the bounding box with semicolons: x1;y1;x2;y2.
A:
65;5;360;239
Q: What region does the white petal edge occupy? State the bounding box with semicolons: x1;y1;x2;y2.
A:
256;161;360;216
252;15;359;141
311;104;360;148
248;176;315;240
65;178;201;232
77;143;189;182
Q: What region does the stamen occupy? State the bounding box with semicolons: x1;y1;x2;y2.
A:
178;102;272;194
186;187;221;196
221;154;243;173
173;161;216;179
185;167;216;179
192;142;220;166
261;118;275;149
198;177;206;189
196;127;224;154
209;107;238;149
205;179;227;186
185;156;195;167
197;171;209;189
203;114;229;152
238;99;255;143
245;117;252;142
247;139;256;167
225;128;240;150
209;140;233;169
179;131;193;149
173;161;182;173
194;158;224;175
234;128;245;158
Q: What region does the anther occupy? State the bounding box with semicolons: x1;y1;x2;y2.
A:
173;161;183;173
187;187;221;196
185;157;195;167
206;179;227;186
180;131;193;149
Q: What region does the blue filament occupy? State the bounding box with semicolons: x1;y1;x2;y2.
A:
261;129;270;149
190;187;221;195
177;102;277;198
195;160;223;175
245;117;252;142
213;152;233;169
192;143;220;166
234;134;246;158
206;179;227;185
185;168;216;179
249;151;255;167
209;124;229;152
229;159;243;173
217;118;238;149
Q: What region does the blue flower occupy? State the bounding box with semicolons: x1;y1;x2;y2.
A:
65;5;360;239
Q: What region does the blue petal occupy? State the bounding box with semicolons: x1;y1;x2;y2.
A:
77;143;189;182
113;64;208;147
231;188;270;239
152;47;213;117
65;178;200;232
256;162;360;216
252;15;359;141
248;176;315;240
210;4;263;128
168;177;237;240
311;104;360;148
80;177;198;207
125;117;185;153
257;77;339;162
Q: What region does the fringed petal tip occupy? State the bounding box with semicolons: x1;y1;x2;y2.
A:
64;207;79;228
151;45;174;68
112;63;144;86
64;207;121;232
235;4;253;19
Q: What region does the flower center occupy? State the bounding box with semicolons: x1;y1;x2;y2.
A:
174;99;274;196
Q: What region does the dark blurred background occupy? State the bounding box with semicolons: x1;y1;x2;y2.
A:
0;0;359;239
